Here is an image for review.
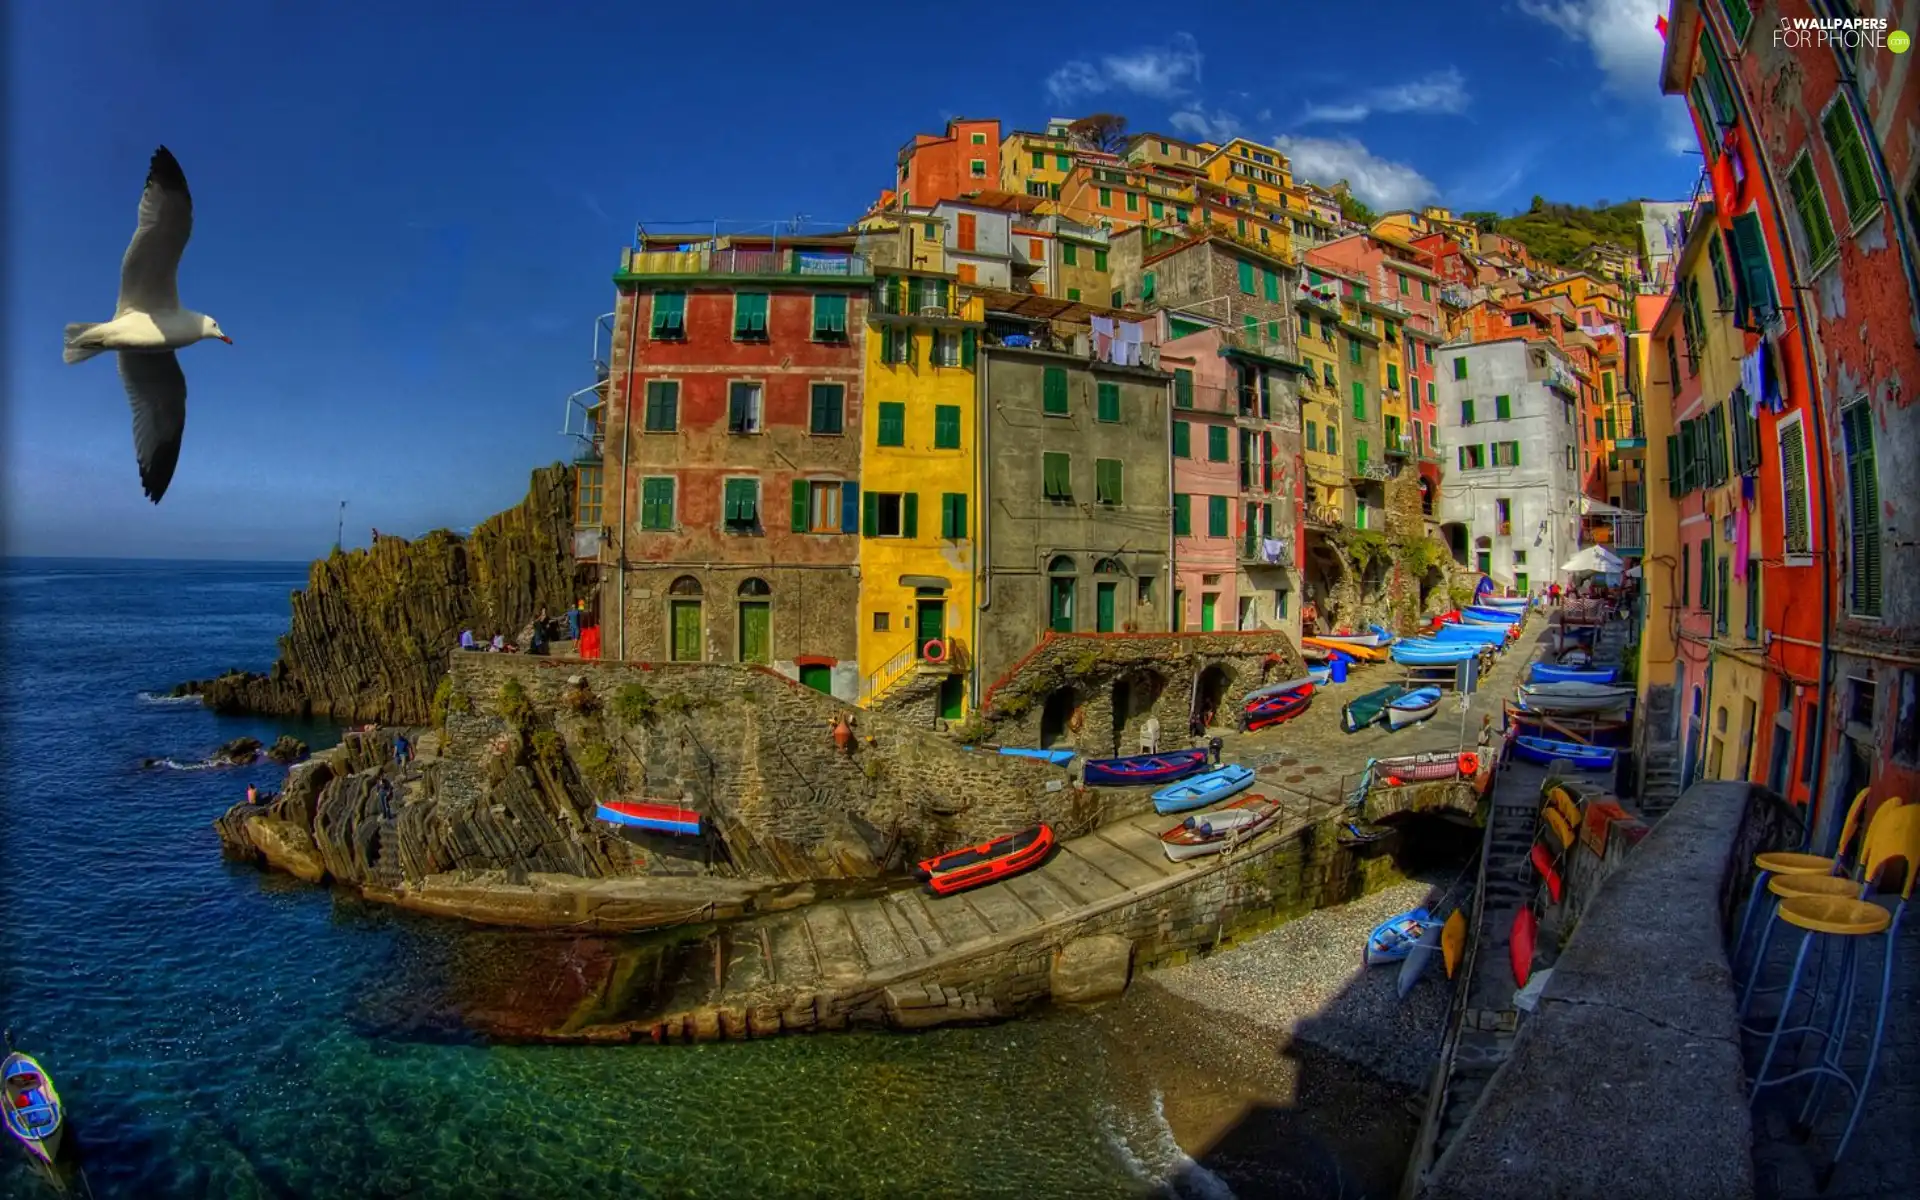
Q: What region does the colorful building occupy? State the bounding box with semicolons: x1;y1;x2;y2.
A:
998;121;1077;201
600;233;874;695
1160;326;1243;633
855;270;985;718
893;118;1002;209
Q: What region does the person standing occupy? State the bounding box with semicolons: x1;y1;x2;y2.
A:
567;600;582;641
394;734;410;766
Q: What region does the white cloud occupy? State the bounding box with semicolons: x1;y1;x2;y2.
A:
1273;135;1439;212
1300;67;1470;124
1519;0;1667;98
1047;33;1203;105
1169;107;1244;143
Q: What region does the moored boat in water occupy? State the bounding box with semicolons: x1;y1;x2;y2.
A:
915;823;1054;895
1083;747;1209;788
2;1040;63;1166
1151;764;1256;815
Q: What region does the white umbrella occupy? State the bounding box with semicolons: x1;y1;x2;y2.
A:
1624;565;1643;578
1560;545;1624;574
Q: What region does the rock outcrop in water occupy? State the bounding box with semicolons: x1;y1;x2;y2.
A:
172;465;585;725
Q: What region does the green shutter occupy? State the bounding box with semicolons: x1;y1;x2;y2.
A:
1056;154;1069;170
1174;369;1194;408
1173;493;1191;536
1787;155;1838;267
812;294;847;338
1208;495;1228;538
902;492;918;538
1237;261;1255;294
640;477;673;530
863;489;878;536
1781;420;1810;555
1387;364;1399;389
1730;212;1778;324
1495;394;1511;419
1821;102;1880;222
878;402;905;446
1094;249;1108;271
934;405;961;449
1454;356;1468;380
1844;405;1882;615
1142;271;1156;301
1043;452;1071;499
1352;381;1366;420
1462;399;1475;425
1096;382;1120;422
1746;562;1761;639
1208;424;1229;462
1356;438;1369;469
1262;269;1279;301
1172;420;1190;457
651;292;686;338
791;480;809;531
961;328;977;368
1096;459;1123;504
1063;243;1078;266
1043;367;1069;414
1031;150;1045;169
1151;200;1164;219
880;325;895;362
1349;338;1361;365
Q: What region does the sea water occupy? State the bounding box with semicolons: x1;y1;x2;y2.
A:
0;559;1217;1199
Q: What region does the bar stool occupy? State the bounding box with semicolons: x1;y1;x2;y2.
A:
1731;788;1880;979
1749;805;1920;1189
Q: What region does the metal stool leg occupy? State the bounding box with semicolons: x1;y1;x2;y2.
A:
1795;936;1860;1136
1822;918;1903;1189
1733;868;1774;970
1752;928;1818;1099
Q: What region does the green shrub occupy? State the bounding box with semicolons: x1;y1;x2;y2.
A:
496;678;535;728
530;729;563;765
656;692;714;718
611;682;655;726
558;681;598;713
576;739;618;789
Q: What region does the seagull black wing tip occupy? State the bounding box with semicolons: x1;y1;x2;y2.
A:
147;146;188;193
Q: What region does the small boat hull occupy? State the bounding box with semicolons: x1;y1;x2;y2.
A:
1084;748;1209;788
1441;909;1467;979
597;799;703;836
1338;820;1393;847
1307;631;1385;648
1372;751;1478;786
1511;908;1538;988
1343;683;1411;733
1398;923;1444;997
1531;842;1564;903
1160;794;1282;861
995;746;1077;765
1244;688;1311;732
1432;624;1509;643
1386;687;1442;730
917;824;1054;895
2;1051;63;1167
1366;907;1432;966
1307;664;1332;686
1390;642;1482;666
1511;736;1619;772
1517;682;1635;714
1302;637;1389;662
1462;606;1523;624
1529;663;1619;685
1152;764;1256;815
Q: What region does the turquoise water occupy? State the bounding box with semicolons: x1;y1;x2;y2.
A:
0;560;1185;1199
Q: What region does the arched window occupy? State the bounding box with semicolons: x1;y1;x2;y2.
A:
1047;555;1077;574
737;577;771;597
669;575;703;596
667;576;703;661
1093;557;1125;575
736;577;771;664
1046;556;1076;633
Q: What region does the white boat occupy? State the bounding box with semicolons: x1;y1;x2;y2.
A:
1159;794;1282;861
1517;681;1635;714
1386;686;1443;730
1245;675;1317;703
1308;631;1387;648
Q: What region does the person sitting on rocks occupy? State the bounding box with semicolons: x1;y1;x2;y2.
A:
490;634;506;652
460;629;477;650
246;783;258;805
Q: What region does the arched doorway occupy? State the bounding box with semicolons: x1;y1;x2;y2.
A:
1093;558;1125;633
1683;684;1703;789
1440;522;1469;566
668;575;703;662
1193;664;1231;734
1113;669;1166;750
1047;555;1077;633
736;577;771;664
1040;686;1078;749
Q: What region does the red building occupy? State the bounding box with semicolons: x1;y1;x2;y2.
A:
599;233;873;695
1662;0;1920;844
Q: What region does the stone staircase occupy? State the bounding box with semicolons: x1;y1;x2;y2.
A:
1639;741;1683;821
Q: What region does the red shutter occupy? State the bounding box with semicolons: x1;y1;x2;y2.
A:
958;213;977;251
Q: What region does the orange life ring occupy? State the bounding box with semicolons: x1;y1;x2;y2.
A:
922;638;947;663
1457;751;1481;777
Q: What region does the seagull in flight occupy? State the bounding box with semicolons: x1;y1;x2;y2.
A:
62;146;230;503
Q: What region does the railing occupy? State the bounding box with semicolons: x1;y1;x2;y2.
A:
1240;535;1291;565
1172;381;1243;415
873;287;984;320
621;246;872;279
1610;514;1645;552
861;639;920;704
1439;285;1471;308
1350;462;1395;482
1385;435;1413;458
1295;285;1342;314
1217;323;1293;360
1545;367;1578;397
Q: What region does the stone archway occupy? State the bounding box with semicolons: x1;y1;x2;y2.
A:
1440;522;1469;566
1040;686;1078;749
1111;668;1167;751
1193;664;1232;734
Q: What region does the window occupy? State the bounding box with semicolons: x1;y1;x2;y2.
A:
733;293;769;340
1349;338;1362;366
1096;459;1124;505
1043;367;1070;415
1460;399;1476;425
1494;394;1512;420
933;331;961;366
1057;154;1070;171
1151;199;1164;220
1701;542;1714;609
1399;272;1410;295
1728;212;1779;328
575;465;604;526
812;294;848;341
1422;281;1431;301
1067;288;1081;301
969;159;986;177
1458;445;1483;469
1492;441;1520;467
1095;382;1120;423
1125;192;1139;213
1906;175;1920;264
1820;99;1880;225
1142;272;1156;302
1595;416;1607;442
1787;153;1839;268
939;492;968;539
971;133;986;145
1094;249;1108;271
1208;424;1229;462
798;479;848;533
922;403;959;450
639;477;675;530
1356;438;1369;470
957;213;977;250
1305;421;1318;451
650;293;686;339
644;380;679;432
722;478;760;532
1454;356;1468;380
1716;553;1731;634
1098;187;1112;207
1028;238;1045;260
1495;497;1512;533
810;383;844;435
876;402;905;447
1207;494;1229;538
1681;543;1691;607
865;491;916;538
1323;363;1335;388
1263;269;1280;302
1325;424;1338;454
1707;235;1734;306
1744;560;1762;638
880;326;912;364
1780;415;1812;559
1721;0;1753;40
1352;381;1366;421
1042;452;1072;500
1063;243;1079;267
873;611;890;632
1173;493;1192;536
1843;403;1882;616
1031;150;1045;169
1699;33;1738;128
728;382;763;434
1387;364;1399;390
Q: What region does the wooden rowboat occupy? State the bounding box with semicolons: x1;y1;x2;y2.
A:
597;799;702;836
1083;748;1209;788
2;1044;63;1166
1160;793;1282;861
1152;764;1255;815
915;824;1054;895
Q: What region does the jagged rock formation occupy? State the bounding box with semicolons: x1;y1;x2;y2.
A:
174;465;585;725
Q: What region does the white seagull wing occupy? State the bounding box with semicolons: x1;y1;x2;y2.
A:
116;147;194;317
119;351;187;503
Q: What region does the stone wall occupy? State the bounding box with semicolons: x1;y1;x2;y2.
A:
175;465;586;724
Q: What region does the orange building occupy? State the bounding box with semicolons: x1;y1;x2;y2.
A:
893;118;1002;209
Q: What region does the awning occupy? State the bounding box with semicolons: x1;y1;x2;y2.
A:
1561;545;1625;574
1579;496;1633;517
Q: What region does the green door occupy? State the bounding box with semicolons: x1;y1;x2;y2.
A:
938;675;965;721
1515;572;1530;596
915;600;945;655
670;601;702;662
1200;592;1217;632
1049;577;1075;632
1096;582;1117;632
738;602;770;664
798;664;831;693
1476;551;1491;575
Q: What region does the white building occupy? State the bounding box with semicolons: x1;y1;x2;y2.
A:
1637;199;1692;290
1435;338;1585;596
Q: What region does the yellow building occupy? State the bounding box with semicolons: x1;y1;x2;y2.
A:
1200;138;1294;214
1370;207;1480;253
857;270;984;719
1540;271;1628;326
1052;216;1113;305
1123;131;1214;173
1295;272;1348;525
999;128;1075;202
855;208;948;274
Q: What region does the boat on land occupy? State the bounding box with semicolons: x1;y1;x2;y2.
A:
1244;684;1312;732
1308;663;1333;686
1245;675;1316;703
1386;687;1443;730
1431;623;1509;644
1338;820;1393;846
1528;662;1619;685
2;1040;63;1166
1343;682;1411;733
1083;747;1209;788
1366;908;1433;966
1390;640;1483;666
915;824;1054;895
994;746;1077;765
1371;750;1481;786
597;799;702;836
1152;764;1256;815
1302;637;1389;662
1517;681;1635;714
1463;606;1523;624
1160;794;1282;861
1503;704;1629;745
1480;596;1530;610
1398;922;1444;996
1306;629;1387;648
1441;909;1467;978
1511;736;1619;772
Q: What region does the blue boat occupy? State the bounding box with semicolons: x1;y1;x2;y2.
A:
1151;764;1256;815
1084;747;1210;788
1366;907;1433;966
1390;640;1482;665
1529;663;1619;685
2;1042;63;1166
597;799;703;836
1386;686;1443;730
995;746;1077;765
1368;623;1398;645
1511;736;1619;772
1308;663;1333;686
1462;606;1523;624
1432;623;1508;643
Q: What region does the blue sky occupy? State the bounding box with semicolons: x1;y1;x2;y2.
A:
5;0;1694;560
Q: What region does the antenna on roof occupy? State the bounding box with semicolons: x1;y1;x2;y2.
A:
788;213;812;233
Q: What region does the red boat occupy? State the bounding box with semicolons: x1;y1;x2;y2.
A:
1243;686;1311;732
914;824;1054;896
596;799;702;836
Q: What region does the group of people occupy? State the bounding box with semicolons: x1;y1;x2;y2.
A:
456;599;593;658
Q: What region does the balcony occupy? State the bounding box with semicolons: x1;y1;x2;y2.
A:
1544;367;1578;398
1439;285;1471;308
1384;434;1413;459
1240;535;1292;565
873;283;984;321
1295;283;1342;315
1349;461;1395;483
619;246;872;281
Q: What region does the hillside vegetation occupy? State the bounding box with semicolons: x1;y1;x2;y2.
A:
1462;197;1644;269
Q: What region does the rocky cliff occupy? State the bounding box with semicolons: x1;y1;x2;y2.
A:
175;465;585;725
